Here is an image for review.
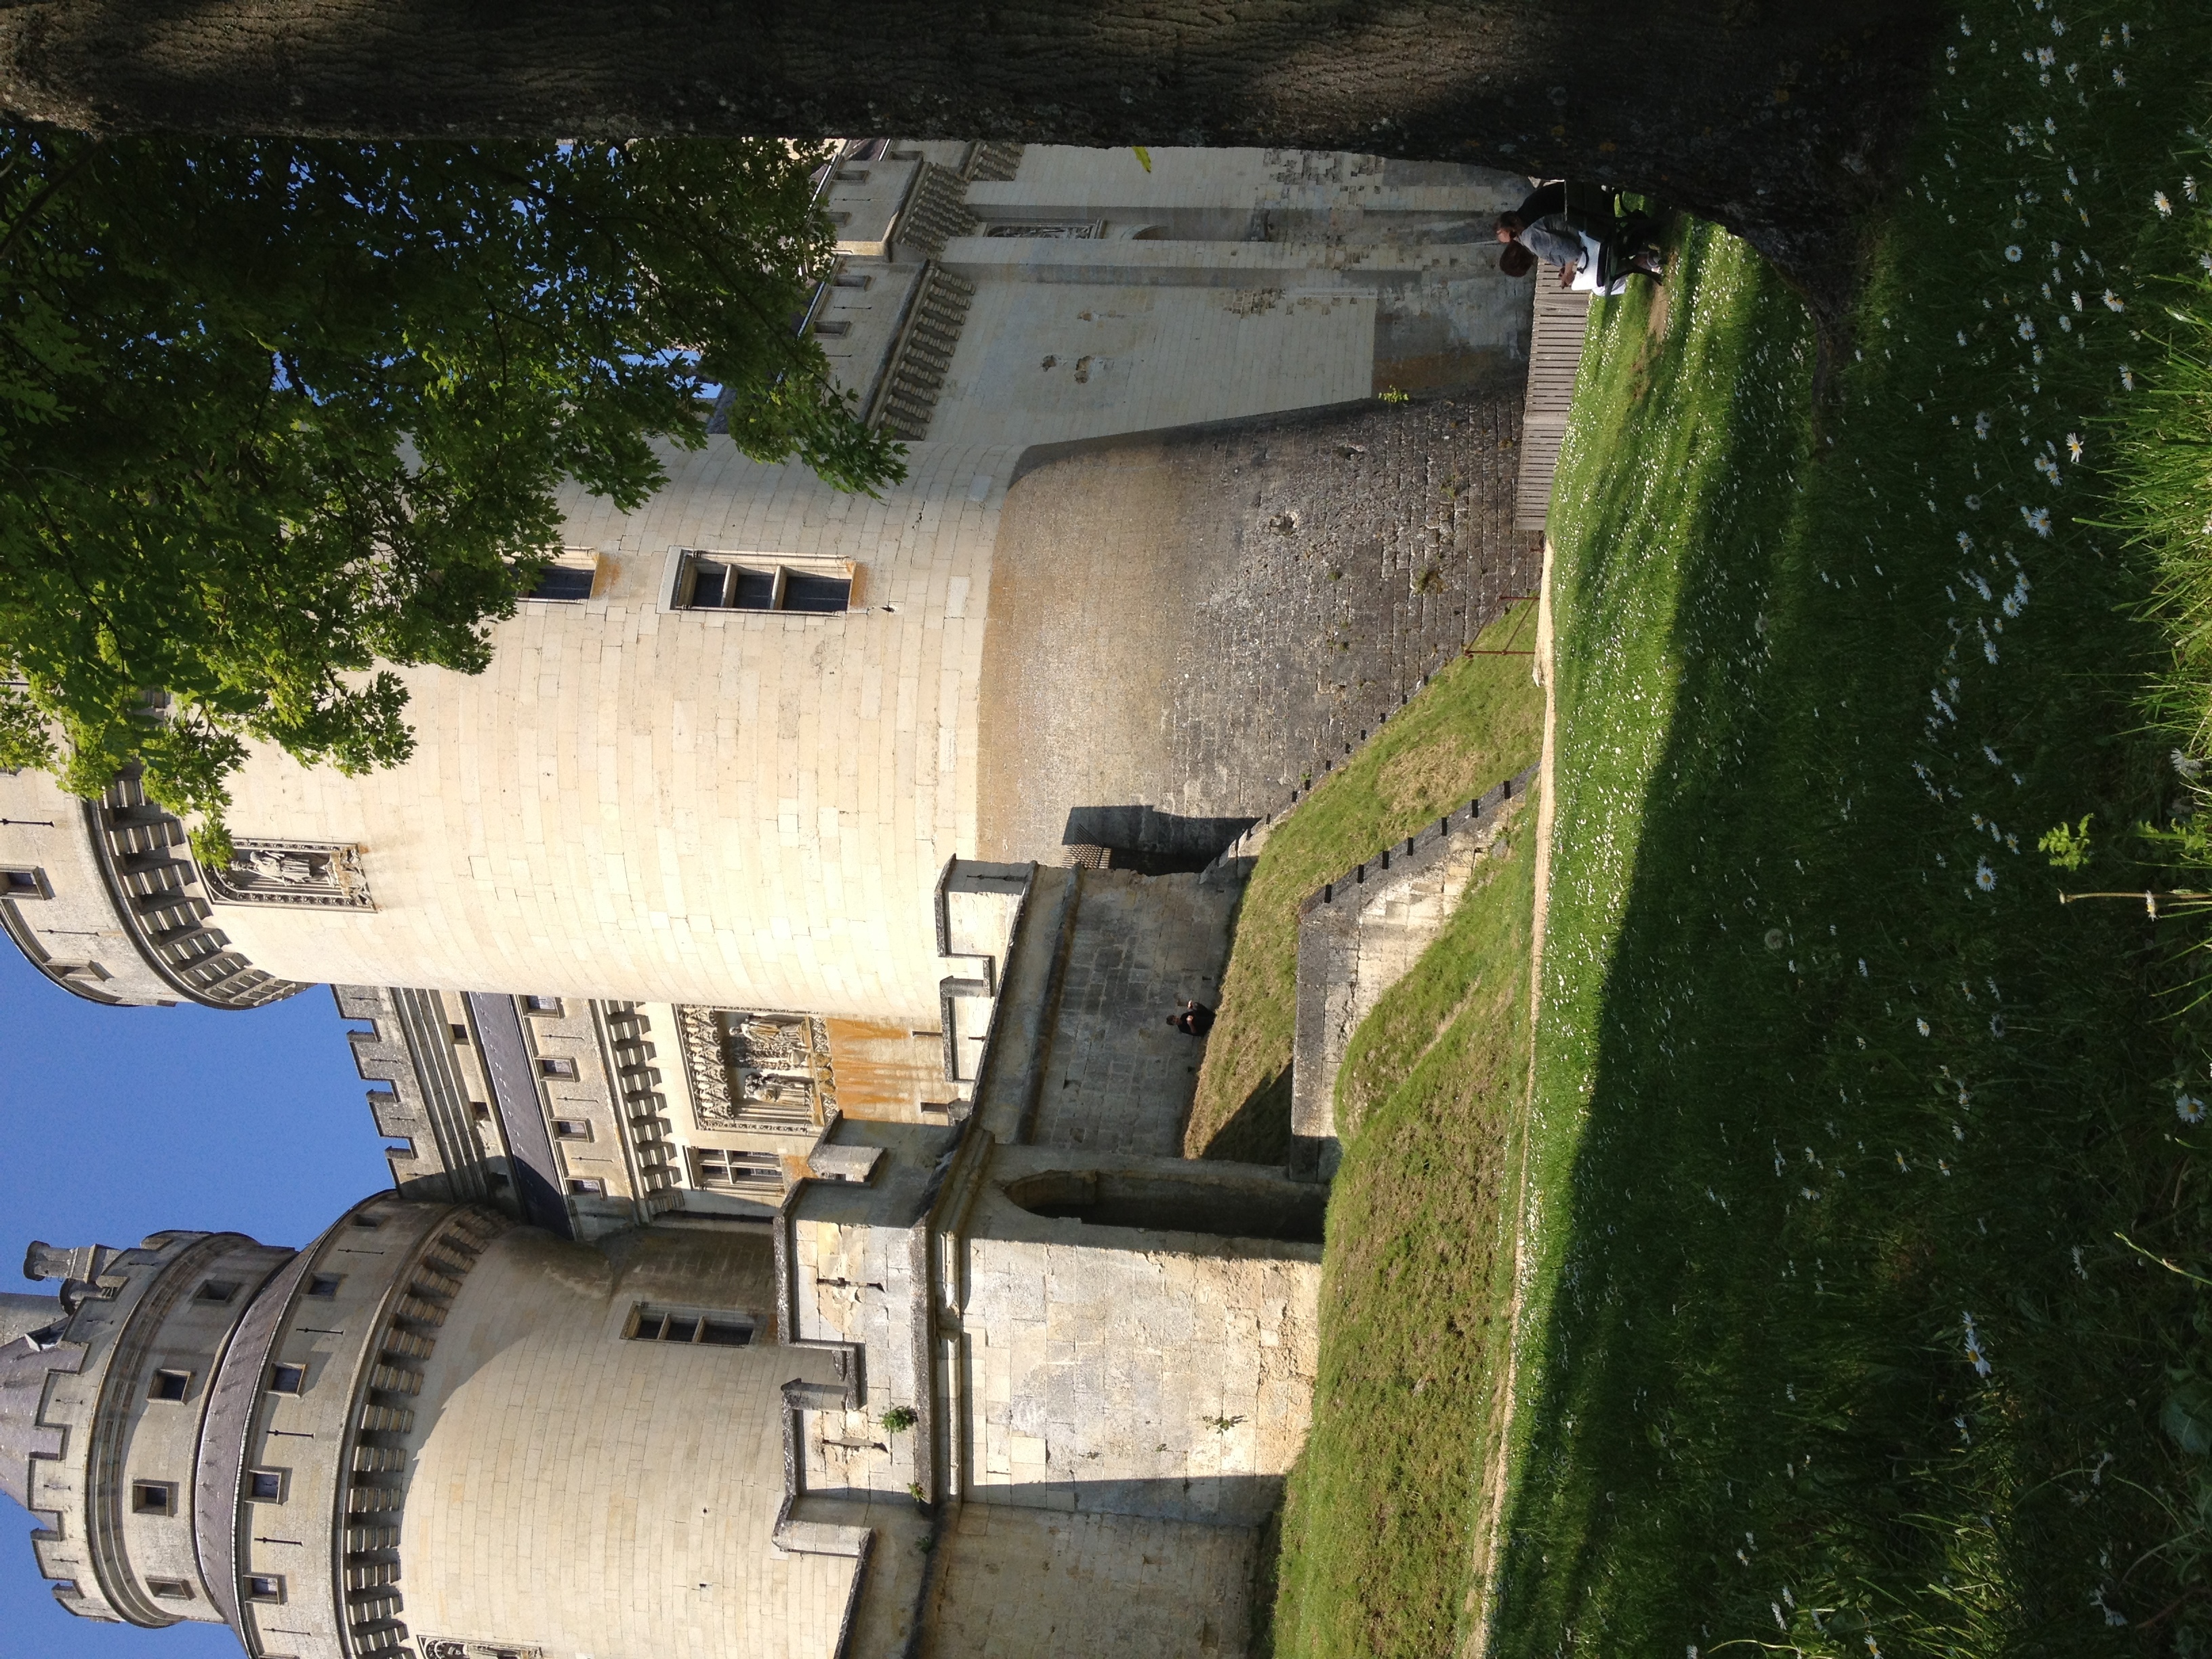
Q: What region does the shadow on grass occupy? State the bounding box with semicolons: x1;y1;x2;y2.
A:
1198;1064;1294;1165
1487;153;2206;1657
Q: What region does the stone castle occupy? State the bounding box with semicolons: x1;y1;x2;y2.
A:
0;140;1545;1658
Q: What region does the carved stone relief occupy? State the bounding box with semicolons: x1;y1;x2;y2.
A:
676;1006;836;1132
203;838;373;910
419;1641;544;1659
984;220;1102;238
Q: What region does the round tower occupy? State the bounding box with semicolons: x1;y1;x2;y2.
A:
7;1198;849;1659
189;439;1019;1024
0;762;300;1009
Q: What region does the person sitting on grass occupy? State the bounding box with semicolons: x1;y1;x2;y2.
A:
1167;999;1216;1038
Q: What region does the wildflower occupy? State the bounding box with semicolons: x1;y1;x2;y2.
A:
2070;290;2083;312
1915;1018;1931;1037
2173;750;2205;780
1963;1311;1992;1376
2036;45;2055;66
2121;365;2135;390
1957;531;1973;553
1858;958;1868;977
1975;857;1996;891
2016;316;2035;340
1990;1014;2007;1038
2067;432;2083;462
2045;116;2058;135
2189;177;2201;203
1965;493;1982;511
1975;410;1991;438
1956;329;1967;346
2113;67;2127;87
2179;1092;2207;1125
2058;314;2073;333
1866;1639;1883;1659
2022;505;2053;537
2102;288;2125;311
2156;190;2174;218
1985;639;1999;663
2005;244;2024;262
2072;1246;2087;1278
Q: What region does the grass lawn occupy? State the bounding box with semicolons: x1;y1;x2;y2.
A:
1488;5;2212;1654
1258;2;2212;1654
1183;613;1542;1163
1270;804;1536;1656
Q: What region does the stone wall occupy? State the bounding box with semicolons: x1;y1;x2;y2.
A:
955;1145;1320;1530
977;394;1543;866
1290;769;1537;1150
924;1505;1258;1658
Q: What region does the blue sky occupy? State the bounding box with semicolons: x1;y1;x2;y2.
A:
0;949;389;1659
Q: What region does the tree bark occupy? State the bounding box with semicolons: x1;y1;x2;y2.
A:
0;0;1936;319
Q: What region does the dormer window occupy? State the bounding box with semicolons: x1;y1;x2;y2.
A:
678;552;853;615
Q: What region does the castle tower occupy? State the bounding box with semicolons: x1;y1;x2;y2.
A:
0;140;1535;1027
5;1199;854;1659
9;1107;1326;1657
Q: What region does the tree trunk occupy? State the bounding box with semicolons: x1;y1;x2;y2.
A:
0;0;1936;317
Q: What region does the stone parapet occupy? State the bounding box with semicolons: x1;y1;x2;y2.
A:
1288;764;1539;1169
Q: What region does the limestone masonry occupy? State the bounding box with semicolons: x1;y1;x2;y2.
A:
1;139;1540;1658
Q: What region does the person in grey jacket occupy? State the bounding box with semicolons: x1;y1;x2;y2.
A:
1496;203;1663;288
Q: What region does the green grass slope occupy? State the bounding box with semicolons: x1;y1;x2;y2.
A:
1184;616;1542;1162
1271;811;1536;1658
1487;7;2212;1654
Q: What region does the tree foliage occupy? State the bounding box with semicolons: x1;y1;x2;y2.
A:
0;128;901;855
